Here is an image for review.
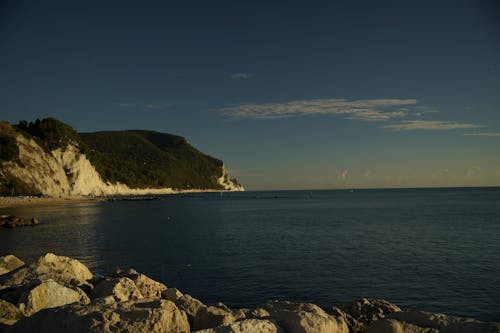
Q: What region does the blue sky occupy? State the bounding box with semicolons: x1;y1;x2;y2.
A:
1;0;499;189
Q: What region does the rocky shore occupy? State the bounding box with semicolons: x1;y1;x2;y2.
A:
0;254;498;333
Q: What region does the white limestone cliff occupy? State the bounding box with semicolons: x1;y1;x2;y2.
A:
1;132;243;197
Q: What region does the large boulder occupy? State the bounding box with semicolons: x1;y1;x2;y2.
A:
441;321;500;333
17;279;90;316
383;311;500;333
194;305;236;331
0;256;25;275
114;268;167;299
339;298;401;324
194;318;284;333
7;299;190;333
264;300;348;333
162;288;207;327
387;311;479;330
0;253;93;288
328;306;364;333
366;318;439;333
90;277;143;304
0;299;23;326
233;307;270;321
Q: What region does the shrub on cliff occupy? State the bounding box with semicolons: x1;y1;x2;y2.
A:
16;118;84;153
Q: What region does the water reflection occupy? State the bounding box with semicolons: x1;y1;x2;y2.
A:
0;203;105;268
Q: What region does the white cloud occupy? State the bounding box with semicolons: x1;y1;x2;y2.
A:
380;120;482;131
229;73;255;79
363;170;371;178
340;169;349;180
466;167;481;177
462;132;500;137
219;98;420;121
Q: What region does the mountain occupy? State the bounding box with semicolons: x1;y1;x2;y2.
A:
0;118;243;196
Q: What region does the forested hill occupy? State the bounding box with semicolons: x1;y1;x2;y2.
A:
79;130;233;190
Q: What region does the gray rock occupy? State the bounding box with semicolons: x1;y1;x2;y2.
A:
264;300;349;333
7;299;190;333
194;318;284;333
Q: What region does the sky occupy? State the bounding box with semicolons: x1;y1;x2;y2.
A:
1;0;499;190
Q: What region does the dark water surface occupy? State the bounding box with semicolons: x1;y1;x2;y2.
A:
1;188;499;321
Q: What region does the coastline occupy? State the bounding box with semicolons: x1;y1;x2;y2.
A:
1;253;498;332
0;189;237;208
0;196;103;209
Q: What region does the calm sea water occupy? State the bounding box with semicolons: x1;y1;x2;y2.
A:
1;188;499;321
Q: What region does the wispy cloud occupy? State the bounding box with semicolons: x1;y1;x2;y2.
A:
380;120;482;131
144;103;171;110
113;103;171;111
229;73;255;79
219;98;421;121
114;102;137;108
462;132;500;137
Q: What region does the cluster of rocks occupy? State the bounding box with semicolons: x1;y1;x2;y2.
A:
0;253;498;333
0;215;39;229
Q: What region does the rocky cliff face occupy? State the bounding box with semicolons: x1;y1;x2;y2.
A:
0;123;243;197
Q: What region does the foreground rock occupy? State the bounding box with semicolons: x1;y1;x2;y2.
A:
194;318;284;333
6;299;190;333
0;299;22;326
365;311;500;333
0;215;39;229
264;300;348;333
1;253;499;333
114;268;167;299
0;256;24;276
90;277;143;304
17;279;90;316
0;253;93;289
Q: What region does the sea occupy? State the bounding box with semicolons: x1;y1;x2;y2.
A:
1;187;499;321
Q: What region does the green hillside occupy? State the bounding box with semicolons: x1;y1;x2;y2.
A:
79;130;225;189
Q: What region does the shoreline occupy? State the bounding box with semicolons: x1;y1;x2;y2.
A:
0;189;237;208
1;253;498;332
0;196;103;209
